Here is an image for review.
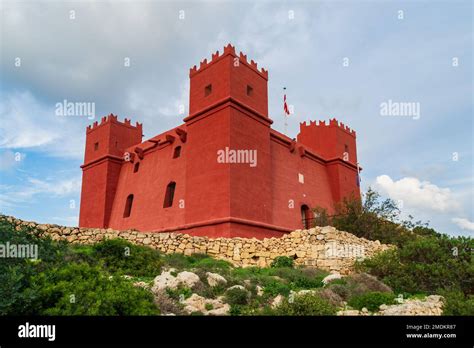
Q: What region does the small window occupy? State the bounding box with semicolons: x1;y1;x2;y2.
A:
298;173;304;184
163;182;176;208
115;141;119;148
94;142;99;151
133;162;140;173
123;194;134;218
344;144;349;153
205;84;212;97
247;85;253;96
173;146;181;159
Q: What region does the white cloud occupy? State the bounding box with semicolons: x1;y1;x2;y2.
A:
374;175;460;213
452;218;474;232
0;91;59;149
0;176;81;209
0;91;85;158
26;178;81;196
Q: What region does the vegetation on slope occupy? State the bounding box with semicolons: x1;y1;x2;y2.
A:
0;188;472;315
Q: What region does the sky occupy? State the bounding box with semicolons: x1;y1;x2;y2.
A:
0;0;472;236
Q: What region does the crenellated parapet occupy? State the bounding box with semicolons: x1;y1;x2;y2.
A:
189;43;268;80
87;113;143;134
299;118;356;137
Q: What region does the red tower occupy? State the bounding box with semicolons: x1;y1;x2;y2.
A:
78;44;361;238
79;115;142;228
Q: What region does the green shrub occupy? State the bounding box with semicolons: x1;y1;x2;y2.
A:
199;283;227;299
274;294;336;315
439;290;474;316
271;256;294;268
316;288;344;307
290;274;325;289
92;239;162;277
225;288;249;305
166;286;193;301
162;253;193;270
359;236;474;296
348;291;396;311
262;280;291;296
28;263;159;315
192;255;232;271
0;219;68;315
328;284;351;301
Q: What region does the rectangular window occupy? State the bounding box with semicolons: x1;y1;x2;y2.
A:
94;142;99;151
173;146;181;159
205;84;212;97
298;173;304;184
163;182;176;208
247;85;253;96
123;194;134;218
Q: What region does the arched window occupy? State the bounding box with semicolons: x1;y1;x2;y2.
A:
163;182;176;208
301;204;312;229
173;146;181;159
123;194;134;218
133;162;140;173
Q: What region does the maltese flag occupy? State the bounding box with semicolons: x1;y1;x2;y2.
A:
283;94;290;116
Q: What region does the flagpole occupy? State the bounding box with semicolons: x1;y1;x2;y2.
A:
357;161;362;197
283;87;288;135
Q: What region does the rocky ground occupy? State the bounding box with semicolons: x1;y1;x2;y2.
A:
0;215;448;316
134;268;445;316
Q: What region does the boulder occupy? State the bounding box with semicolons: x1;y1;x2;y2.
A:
151;270;179;293
151;270;200;293
183;294;230;316
322;272;342;285
206;272;227;287
271;294;284;308
176;271;201;288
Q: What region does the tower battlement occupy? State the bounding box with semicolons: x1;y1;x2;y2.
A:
189;43;268;80
299;118;356;137
87;113;142;133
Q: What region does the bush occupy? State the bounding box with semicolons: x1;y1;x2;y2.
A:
345;273;393;296
193;257;232;273
439;290;474;316
323;273;391;303
0;219;68;315
348;292;396;311
324;188;428;246
274;294;336;316
92;239;162;277
153;291;184;315
262;280;291;296
328;284;351;301
27;263;159;315
162;253;193;270
271;256;294;268
316;288;344;307
359;236;474;296
161;253;232;273
225;288;249;305
166;286;193;301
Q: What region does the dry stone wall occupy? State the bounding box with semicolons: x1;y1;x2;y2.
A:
3;215;393;275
